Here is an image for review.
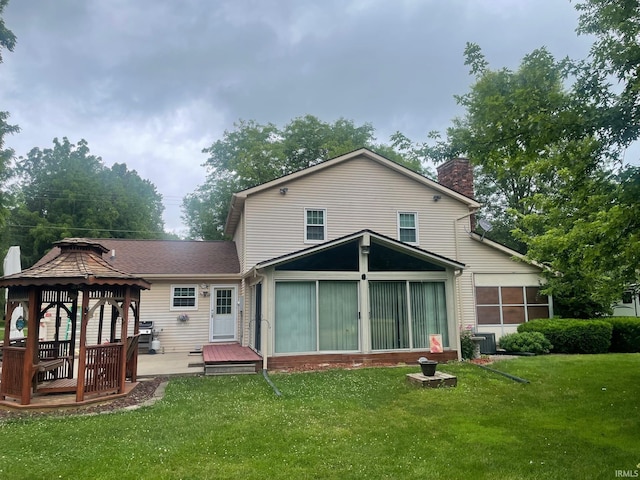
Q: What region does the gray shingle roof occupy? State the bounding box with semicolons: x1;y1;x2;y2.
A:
35;238;240;276
0;238;151;288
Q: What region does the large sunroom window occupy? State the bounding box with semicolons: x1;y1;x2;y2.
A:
370;281;448;350
275;281;359;353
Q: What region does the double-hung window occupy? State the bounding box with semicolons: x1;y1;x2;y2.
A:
398;212;418;244
171;285;197;310
305;208;326;243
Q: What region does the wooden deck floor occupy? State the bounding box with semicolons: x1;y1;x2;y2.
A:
202;343;261;364
0;382;138;410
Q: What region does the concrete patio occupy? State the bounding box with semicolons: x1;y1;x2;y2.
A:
136;352;205;377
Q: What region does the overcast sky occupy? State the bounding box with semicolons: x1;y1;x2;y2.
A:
1;1;599;235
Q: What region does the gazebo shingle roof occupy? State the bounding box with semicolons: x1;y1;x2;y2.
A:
0;238;150;289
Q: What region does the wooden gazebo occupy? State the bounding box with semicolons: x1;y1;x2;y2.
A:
0;238;150;406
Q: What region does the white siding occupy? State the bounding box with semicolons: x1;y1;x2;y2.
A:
138;282;210;353
243;156;469;271
235;152;548;355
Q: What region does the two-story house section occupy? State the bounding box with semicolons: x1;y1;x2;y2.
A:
226;148;552;369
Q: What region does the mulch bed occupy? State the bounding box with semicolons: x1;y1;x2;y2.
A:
0;376;167;422
469;357;494;365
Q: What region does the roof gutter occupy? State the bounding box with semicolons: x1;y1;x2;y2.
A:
453;207;479;359
138;273;242;281
454;207;479;263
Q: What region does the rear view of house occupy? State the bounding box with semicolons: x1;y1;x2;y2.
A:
29;148;551;369
228;148;551;367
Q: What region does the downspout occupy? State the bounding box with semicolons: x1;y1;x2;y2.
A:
454;208;479;262
252;267;269;372
453;208;479;360
454;269;464;361
252;267;281;396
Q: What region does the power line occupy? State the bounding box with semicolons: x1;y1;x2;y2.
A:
5;223;170;236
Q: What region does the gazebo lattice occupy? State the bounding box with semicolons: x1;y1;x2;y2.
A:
0;238;150;406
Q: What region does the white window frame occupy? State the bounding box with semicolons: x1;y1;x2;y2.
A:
397;211;419;244
170;284;198;311
304;208;327;243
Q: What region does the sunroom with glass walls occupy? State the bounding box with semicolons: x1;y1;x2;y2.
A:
261;231;462;357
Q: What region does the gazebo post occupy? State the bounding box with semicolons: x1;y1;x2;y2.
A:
75;288;90;403
130;300;140;382
21;289;39;405
119;287;131;393
110;304;118;343
68;293;79;379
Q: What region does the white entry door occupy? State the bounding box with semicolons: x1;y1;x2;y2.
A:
210;286;237;342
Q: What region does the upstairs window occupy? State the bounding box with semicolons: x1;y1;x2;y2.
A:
305;208;326;243
398;212;418;244
171;285;197;310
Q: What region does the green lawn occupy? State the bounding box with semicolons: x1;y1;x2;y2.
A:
0;354;638;479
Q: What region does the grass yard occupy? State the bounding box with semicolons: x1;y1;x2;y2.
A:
0;354;638;479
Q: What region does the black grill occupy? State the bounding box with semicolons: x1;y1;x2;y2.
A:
139;321;153;352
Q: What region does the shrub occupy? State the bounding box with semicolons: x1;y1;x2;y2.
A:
498;332;552;355
603;317;640;353
460;329;476;360
518;318;612;354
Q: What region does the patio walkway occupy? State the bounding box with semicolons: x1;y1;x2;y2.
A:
136;351;205;377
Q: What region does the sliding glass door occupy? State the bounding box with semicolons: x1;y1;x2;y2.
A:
318;281;359;351
275;281;359;354
370;281;409;350
370;281;448;350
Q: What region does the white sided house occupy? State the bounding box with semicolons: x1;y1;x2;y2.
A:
228;148;551;368
34;149;551;368
37;240;242;353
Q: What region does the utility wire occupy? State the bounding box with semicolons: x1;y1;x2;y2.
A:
5;223;170;236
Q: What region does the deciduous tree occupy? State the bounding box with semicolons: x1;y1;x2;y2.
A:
9;138;165;266
0;0;18;230
183;115;422;240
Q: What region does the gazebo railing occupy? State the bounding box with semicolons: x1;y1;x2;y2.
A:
1;347;25;398
84;343;122;396
37;340;73;382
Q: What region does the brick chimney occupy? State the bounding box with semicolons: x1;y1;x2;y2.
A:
437;158;476;230
436;158;474;199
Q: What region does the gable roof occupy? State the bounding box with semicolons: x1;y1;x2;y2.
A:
224;148;482;236
36;238;241;278
254;229;465;272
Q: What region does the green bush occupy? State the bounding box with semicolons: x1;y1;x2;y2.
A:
498;332;552;354
603;317;640;353
518;318;612;354
460;330;476;360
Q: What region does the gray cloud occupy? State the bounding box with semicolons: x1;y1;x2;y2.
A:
1;0;598;233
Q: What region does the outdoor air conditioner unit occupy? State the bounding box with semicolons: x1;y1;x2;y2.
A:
473;332;497;355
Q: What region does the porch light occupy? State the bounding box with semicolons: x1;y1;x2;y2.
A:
361;245;370;255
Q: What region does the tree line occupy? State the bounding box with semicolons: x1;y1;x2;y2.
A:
1;0;638;316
